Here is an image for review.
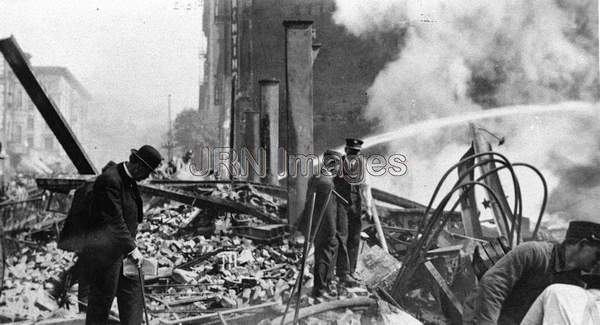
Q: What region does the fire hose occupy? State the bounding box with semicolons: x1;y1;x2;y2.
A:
394;150;548;297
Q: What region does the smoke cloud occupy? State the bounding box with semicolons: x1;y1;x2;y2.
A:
334;0;599;229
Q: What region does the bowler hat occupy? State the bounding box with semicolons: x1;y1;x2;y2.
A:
565;221;600;243
345;138;364;151
131;145;162;172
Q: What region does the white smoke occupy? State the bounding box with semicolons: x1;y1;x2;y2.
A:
334;0;596;128
334;0;599;229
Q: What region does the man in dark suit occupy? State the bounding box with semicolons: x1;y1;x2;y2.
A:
81;145;162;325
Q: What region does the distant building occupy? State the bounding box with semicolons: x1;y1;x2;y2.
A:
200;0;399;154
0;57;90;174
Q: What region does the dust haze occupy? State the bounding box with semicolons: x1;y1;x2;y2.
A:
0;0;204;168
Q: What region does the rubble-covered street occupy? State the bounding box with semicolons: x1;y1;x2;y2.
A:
0;199;422;324
1;1;598;324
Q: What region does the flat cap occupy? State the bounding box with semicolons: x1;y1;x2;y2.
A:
345;138;363;151
565;221;600;243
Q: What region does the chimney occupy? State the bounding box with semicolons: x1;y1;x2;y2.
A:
259;79;280;185
283;20;316;225
244;110;261;182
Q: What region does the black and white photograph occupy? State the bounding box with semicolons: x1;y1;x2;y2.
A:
0;0;598;324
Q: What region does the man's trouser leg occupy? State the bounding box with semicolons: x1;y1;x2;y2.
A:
116;265;144;325
85;256;121;325
84;256;143;325
74;257;90;313
346;208;362;273
335;202;351;276
313;209;338;293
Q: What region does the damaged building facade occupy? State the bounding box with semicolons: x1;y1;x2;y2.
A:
199;0;400;154
0;58;90;175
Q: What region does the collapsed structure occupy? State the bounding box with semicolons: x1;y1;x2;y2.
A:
0;9;555;323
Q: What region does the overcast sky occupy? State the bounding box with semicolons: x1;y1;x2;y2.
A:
0;0;204;122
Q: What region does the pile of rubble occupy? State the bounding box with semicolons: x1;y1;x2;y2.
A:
0;199;424;324
0;239;75;321
135;214;303;322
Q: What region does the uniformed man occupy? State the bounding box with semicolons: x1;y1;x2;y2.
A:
335;138;367;286
294;149;343;299
468;220;600;325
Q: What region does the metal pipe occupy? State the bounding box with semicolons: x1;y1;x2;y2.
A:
281;192;316;325
259;79;280;185
417;151;521;243
393;181;507;298
293;192;316;325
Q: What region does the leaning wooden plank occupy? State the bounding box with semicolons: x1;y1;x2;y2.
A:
139;184;282;223
457;146;483;238
371;205;389;252
423;261;463;323
270;297;377;325
0;36;96;175
371;188;426;209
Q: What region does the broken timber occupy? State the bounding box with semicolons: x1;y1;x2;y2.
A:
470;124;513;240
371;188;426;209
457;146;483;238
0;36;97;175
271;297;377;325
35;178;283;223
158;302;278;325
140;184;282;223
423;260;463;323
149;179;286;198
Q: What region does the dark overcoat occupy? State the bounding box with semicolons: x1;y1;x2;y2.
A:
83;163;143;263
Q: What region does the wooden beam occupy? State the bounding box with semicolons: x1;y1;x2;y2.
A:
371;188;426;209
270;297;377;325
159;302;278;325
0;36;97;175
423;261;463;324
457;146;483;238
35;177;284;223
139;184;283;224
470;123;512;240
371;204;389;253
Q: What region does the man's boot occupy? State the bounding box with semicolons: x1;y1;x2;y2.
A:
312;288;336;300
339;273;360;287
